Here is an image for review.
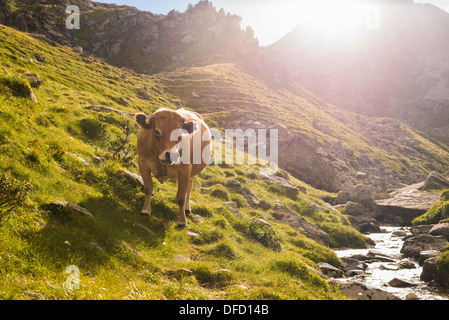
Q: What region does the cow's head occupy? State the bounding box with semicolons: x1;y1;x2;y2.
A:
136;109;197;165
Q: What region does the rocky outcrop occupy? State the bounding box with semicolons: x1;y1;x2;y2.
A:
271;203;330;246
343;201;380;234
429;223;449;241
421;172;449;191
375;182;440;225
338;281;400;300
0;0;12;26
44;201;94;219
259;172;299;198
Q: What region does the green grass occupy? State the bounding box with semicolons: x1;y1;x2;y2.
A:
0;25;357;300
412;189;449;226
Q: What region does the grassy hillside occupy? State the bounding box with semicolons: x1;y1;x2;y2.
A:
0;25;366;299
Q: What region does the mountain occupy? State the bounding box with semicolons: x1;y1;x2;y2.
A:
160;63;449;193
3;0;449;192
268;0;449;144
2;0;260;74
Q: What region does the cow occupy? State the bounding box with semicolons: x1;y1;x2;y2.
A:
135;108;212;228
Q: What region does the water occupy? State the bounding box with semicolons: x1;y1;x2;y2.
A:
334;226;449;300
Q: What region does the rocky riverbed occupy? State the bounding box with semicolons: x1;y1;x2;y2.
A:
330;226;449;300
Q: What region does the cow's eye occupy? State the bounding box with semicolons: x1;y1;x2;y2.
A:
155;129;161;138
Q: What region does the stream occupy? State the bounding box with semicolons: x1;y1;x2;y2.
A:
334;226;449;300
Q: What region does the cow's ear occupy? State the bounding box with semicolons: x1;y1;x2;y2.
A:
135;113;153;129
182;121;198;134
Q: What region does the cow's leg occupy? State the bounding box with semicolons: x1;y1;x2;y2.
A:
176;170;191;228
184;177;194;217
138;159;153;217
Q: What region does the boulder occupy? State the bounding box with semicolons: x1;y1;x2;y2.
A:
344;201;380;234
411;224;434;235
420;256;439;283
45;201;94;219
398;259;416;269
418;250;441;266
35;53;45;63
117;169;144;190
375;182;440;225
317;262;343;278
388;277;418;288
224;179;260;207
344;201;370;216
25;73;42;88
400;234;448;259
405;293;420;300
259;172;299;197
338;281;400;300
341;257;368;271
272;203;329;246
220;202;242;219
73;46;83;54
421;172;449;191
429;223;449;241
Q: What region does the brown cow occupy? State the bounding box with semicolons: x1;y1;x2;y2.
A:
135;108;212;228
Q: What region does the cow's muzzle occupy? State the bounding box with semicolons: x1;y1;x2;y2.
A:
160;151;180;165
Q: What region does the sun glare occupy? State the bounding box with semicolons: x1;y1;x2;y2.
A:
300;0;376;37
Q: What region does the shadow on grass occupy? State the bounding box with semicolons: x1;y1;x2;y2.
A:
27;192;178;275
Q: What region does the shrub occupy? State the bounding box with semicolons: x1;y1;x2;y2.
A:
248;218;281;252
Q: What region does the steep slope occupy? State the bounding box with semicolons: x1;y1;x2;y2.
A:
0;24;362;300
160;63;449;193
268;0;449;144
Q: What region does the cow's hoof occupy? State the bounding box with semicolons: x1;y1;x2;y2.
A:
176;224;187;229
140;211;151;217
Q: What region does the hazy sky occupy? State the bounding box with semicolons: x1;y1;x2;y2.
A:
94;0;449;46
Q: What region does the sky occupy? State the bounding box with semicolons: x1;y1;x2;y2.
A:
94;0;449;46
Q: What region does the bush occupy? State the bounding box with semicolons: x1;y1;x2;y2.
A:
0;174;30;213
248;218;281;252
